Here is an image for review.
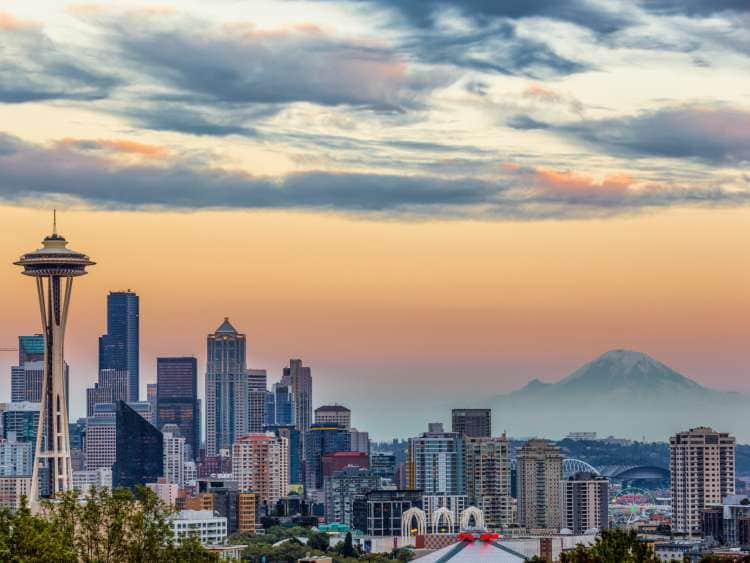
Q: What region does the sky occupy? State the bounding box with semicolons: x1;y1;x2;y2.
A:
0;0;749;439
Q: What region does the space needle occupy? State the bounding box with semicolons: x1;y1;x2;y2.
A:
14;213;94;508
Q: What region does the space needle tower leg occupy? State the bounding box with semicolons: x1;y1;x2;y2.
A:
15;216;95;512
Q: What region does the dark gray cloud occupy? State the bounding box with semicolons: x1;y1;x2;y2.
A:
0;132;747;220
358;0;633;34
401;21;589;79
507;115;550;130
0;18;116;103
100;15;445;112
557;105;750;163
640;0;750;16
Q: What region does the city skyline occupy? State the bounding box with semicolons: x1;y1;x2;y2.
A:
1;0;749;440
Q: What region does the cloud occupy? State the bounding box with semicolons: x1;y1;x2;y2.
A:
558;105;750;163
58;138;169;159
0;10;116;103
640;0;750;16
0;133;747;220
96;13;445;112
363;0;633;34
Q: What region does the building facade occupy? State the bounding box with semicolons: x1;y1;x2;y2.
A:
315;405;351;430
304;424;351;495
352;490;423;536
451;409;491;438
408;423;464;496
205;319;246;456
113;401;163;488
561;472;609;535
324;466;379;527
232;433;289;507
99;291;139;402
281;359;312;452
162;424;186;486
464;434;512;529
157;357;200;459
517;439;564;531
671;426;736;535
169;510;228;546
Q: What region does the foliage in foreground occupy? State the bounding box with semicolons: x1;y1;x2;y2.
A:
230;525;415;562
0;486;217;563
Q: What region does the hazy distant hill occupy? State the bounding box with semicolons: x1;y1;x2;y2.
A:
492;350;749;442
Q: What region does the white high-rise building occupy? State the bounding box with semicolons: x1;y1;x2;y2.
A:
0;434;34;476
464;434;512;529
232;433;288;506
169;510;227;546
162;424;186;487
671;427;736;536
84;416;116;471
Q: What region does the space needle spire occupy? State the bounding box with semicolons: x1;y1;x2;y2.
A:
14;214;95;509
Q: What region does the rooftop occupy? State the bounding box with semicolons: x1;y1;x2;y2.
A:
315;405;351;412
416;541;526;562
214;317;238;335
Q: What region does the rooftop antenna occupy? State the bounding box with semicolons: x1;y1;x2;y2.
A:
52;209;57;235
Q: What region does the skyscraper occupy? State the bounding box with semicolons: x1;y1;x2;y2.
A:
99;290;139;402
562;472;609;535
247;369;267;433
266;382;295;427
408;423;464;496
205;319;246;456
281;359;312;451
516;439;563;531
11;336;70;413
324;466;379;527
157;357;199;459
15;223;94;507
162;424;186;487
464;434;512;529
86;369;130;416
452;409;491;438
112;401;163;488
670;426;736;536
232;433;289;507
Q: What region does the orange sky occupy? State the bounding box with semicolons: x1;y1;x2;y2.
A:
1;205;748;437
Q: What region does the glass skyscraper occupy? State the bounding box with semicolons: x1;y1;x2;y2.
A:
157;357;200;459
205;318;246;455
99;291;140;402
112;401;163;488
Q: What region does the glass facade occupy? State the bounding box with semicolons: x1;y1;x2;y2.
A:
113;401;163;488
157;357;199;459
99;291;139;402
304;424;351;492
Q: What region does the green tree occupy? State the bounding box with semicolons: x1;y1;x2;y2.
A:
560;529;659;563
307;531;330;552
342;531;355;557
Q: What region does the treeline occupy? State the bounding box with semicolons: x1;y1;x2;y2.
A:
0;487;216;563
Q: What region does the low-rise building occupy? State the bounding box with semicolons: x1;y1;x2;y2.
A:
0;475;32;511
72;467;113;492
169;509;228;546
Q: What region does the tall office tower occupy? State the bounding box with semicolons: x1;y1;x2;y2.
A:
408;423;464;496
266;382;295;427
11;335;43;402
86;369;130;416
162;424;186;487
232;433;288;507
464;434;512;529
324;466;379;527
671;426;736;536
99;291;139;402
205;319;246;456
452;409;491;438
516;439;564;531
157;357;200;459
247;369;267;433
315;405;351;430
113;401;163;488
304;424;351;496
281;359;312;452
266;425;301;485
15;224;94;508
562;472;609;535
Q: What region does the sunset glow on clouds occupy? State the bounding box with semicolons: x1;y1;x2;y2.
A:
1;1;750;435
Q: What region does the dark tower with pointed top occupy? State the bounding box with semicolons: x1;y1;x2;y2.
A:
14;217;94;508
